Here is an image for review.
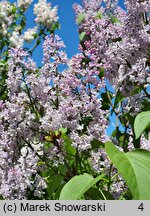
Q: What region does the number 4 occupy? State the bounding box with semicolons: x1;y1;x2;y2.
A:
138;203;144;211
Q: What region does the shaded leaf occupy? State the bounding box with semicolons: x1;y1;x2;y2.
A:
113;90;124;109
91;139;104;149
47;175;63;198
85;187;105;200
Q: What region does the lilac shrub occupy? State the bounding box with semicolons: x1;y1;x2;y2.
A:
0;0;149;200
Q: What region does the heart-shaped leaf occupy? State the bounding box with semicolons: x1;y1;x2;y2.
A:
105;141;150;200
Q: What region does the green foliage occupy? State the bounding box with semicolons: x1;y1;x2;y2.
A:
85;187;104;200
51;22;60;33
95;12;103;19
46;175;63;198
101;91;113;110
134;111;150;139
105;141;150;200
79;32;86;42
20;16;26;30
12;5;17;14
109;14;122;24
77;13;85;24
113;90;124;110
91;139;104;149
59;173;104;200
98;68;105;78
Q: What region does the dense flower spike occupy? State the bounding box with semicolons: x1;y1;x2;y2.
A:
17;0;33;10
0;1;15;36
23;27;37;44
34;0;58;29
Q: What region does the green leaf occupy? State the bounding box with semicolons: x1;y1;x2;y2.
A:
85;187;105;200
20;17;26;30
134;111;150;139
46;175;63;198
86;188;114;200
51;22;60;33
59;127;67;134
105;141;150;200
141;100;150;112
79;32;86;42
110;14;121;24
91;139;104;149
95;12;103;19
0;196;4;200
12;5;17;14
131;86;142;95
101;91;113;110
98;68;105;78
53;183;65;200
81;116;93;127
36;38;41;46
113;90;124;109
77;13;85;24
64;136;76;156
59;173;104;200
102;190;115;200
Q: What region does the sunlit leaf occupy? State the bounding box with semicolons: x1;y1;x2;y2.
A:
77;13;85;24
134;111;150;139
105;141;150;200
59;173;104;200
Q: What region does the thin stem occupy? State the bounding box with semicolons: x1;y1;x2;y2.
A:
105;86;119;116
75;148;79;174
99;189;107;200
111;172;119;180
21;71;40;119
121;101;129;151
78;150;83;174
28;28;46;56
107;163;113;194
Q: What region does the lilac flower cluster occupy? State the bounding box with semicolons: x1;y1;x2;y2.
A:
0;1;15;36
0;48;46;199
73;0;150;96
0;32;109;198
90;148;110;173
34;0;58;29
